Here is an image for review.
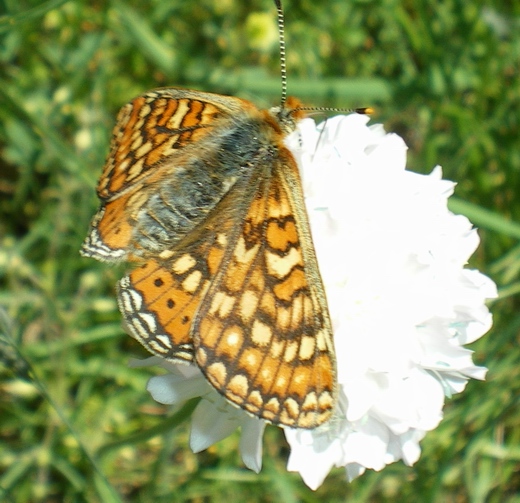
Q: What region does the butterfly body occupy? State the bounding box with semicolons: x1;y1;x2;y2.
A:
82;88;337;428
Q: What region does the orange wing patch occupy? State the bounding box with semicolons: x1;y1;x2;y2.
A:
118;260;200;361
117;243;229;361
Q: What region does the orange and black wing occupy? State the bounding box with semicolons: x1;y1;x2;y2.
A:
193;147;335;428
81;89;256;262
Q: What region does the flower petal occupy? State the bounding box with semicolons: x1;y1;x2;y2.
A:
190;397;243;453
239;419;266;473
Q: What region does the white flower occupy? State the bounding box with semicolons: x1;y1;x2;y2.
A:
135;114;497;490
282;114;497;489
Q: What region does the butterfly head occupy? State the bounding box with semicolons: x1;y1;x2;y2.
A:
269;96;307;135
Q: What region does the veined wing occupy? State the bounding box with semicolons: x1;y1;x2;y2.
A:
116;173;251;362
193;147;336;428
81;89;259;262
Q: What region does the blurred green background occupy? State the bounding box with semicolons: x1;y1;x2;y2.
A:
1;0;519;501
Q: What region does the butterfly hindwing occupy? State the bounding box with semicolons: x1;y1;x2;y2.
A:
116;177;249;362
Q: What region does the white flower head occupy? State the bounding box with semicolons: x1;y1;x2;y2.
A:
136;114;497;490
282;114;497;489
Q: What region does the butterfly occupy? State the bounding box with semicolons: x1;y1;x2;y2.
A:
81;2;336;429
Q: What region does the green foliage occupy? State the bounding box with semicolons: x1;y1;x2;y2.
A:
1;0;519;501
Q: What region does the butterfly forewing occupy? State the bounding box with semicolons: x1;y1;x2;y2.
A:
193;150;336;428
81;90;258;262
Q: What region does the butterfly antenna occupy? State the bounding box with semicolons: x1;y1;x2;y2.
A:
274;0;373;117
274;0;288;109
